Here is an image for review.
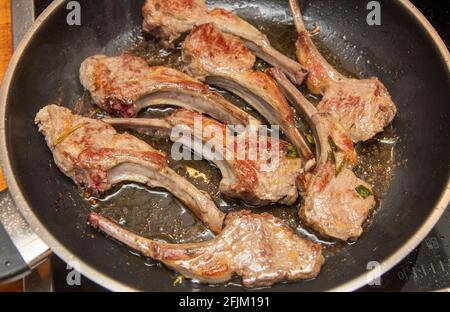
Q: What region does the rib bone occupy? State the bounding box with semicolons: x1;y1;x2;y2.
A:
79;54;260;127
182;23;315;168
88;210;324;288
35;105;224;234
141;0;307;84
289;0;397;142
105;109;303;206
270;68;376;241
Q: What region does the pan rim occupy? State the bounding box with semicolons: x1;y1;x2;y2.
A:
0;0;449;292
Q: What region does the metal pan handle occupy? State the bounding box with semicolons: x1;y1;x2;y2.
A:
0;192;50;283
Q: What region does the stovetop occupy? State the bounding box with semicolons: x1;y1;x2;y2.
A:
23;0;450;292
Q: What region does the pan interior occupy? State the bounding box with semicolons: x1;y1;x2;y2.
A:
4;0;450;291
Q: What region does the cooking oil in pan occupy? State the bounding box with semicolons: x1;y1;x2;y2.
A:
84;20;397;272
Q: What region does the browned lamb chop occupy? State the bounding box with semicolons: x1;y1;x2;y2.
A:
79;54;260;128
289;0;397;142
88;210;324;288
35;105;225;234
141;0;307;84
182;23;315;169
270;68;375;241
105;109;302;206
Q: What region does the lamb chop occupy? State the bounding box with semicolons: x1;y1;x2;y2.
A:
88;210;324;288
105;109;302;206
182;23;315;169
141;0;307;84
35;105;225;234
80;54;260;128
269;68;375;241
289;0;397;142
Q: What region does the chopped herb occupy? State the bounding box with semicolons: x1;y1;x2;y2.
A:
174;16;186;21
285;145;299;159
376;135;399;145
53;123;87;146
173;275;184;286
306;133;316;145
328;136;347;176
328;136;339;152
335;157;347;177
355;185;372;198
309;24;321;35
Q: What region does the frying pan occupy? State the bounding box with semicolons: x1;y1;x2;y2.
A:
0;0;449;291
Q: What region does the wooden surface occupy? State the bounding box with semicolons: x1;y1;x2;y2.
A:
0;0;22;292
0;280;23;292
0;0;12;82
0;0;12;193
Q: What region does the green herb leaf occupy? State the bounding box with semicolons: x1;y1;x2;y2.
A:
173;275;184;286
355;185;372;198
306;133;315;145
285;145;299;159
328;135;339;152
335;157;347;177
54;123;87;146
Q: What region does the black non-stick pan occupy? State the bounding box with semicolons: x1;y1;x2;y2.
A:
0;0;449;291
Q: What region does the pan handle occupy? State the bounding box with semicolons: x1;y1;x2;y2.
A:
0;191;50;283
11;0;36;49
0;221;28;283
0;0;51;284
